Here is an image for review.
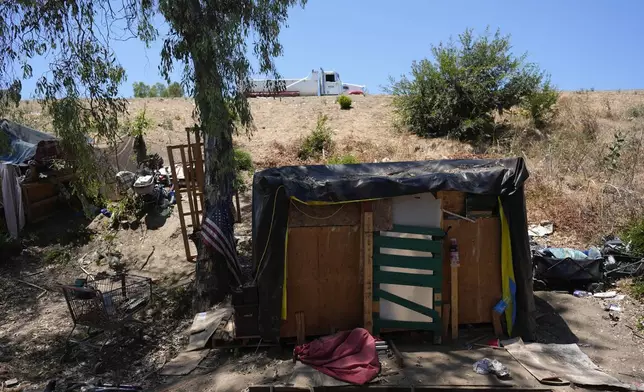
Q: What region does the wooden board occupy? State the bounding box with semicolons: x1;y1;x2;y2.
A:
186;307;233;351
280;226;362;338
441;217;501;324
363;211;374;334
451;265;458;338
288;202;361;227
373;198;393;231
437;191;466;215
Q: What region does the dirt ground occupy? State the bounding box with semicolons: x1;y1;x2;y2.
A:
148;290;644;392
3;216;643;392
2;94;644;391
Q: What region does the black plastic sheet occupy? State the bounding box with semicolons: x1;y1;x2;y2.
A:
251;158;535;340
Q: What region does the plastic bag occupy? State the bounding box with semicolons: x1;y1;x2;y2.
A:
473;358;510;378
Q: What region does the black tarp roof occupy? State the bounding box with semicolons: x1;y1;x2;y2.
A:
251;158;534;340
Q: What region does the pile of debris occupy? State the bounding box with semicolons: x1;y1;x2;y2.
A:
529;222;644;291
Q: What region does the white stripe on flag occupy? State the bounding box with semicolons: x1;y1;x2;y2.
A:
204;217;237;261
201;227;226;257
202;220;237;264
201;226;242;284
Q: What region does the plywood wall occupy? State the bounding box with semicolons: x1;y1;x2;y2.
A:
281;225;362;338
441;217;502;324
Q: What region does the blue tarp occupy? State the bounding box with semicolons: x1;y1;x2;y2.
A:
0;119;56;164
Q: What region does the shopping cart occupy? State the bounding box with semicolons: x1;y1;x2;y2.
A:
61;273;152;349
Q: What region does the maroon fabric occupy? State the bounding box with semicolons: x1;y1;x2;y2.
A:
293;328;380;385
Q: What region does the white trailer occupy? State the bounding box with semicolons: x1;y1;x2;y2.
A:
247;68;365;97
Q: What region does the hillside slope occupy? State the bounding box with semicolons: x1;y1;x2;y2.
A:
10;91;644;246
125;95;473;166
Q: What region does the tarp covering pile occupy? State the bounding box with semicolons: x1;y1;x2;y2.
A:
251;158;534;341
0;119;61;164
294;328;380;385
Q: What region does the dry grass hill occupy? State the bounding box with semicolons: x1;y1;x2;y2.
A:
10;90;644;246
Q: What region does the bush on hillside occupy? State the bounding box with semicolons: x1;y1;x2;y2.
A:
621;217;644;257
233;148;253;192
234;148;254;171
128;108;153;137
387;28;553;142
327;154;358;165
298;114;334;160
521;82;559;128
627;104;644;118
337;95;352;110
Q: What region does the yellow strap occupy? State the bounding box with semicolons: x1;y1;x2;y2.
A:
499;198;516;335
290;196;382;206
281;226;289;320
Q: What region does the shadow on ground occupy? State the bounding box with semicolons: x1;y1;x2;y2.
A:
533;292;579;344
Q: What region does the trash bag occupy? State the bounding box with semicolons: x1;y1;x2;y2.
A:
533;249;604;290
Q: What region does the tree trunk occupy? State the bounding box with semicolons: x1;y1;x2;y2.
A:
193;129;236;311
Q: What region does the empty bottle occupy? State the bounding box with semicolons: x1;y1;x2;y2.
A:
450;238;460;267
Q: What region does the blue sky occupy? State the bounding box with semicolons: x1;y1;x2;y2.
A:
20;0;644;97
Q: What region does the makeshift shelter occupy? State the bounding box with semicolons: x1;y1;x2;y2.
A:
0;119;67;237
250;158;534;342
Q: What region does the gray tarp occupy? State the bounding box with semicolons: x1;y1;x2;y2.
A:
0;119;56;164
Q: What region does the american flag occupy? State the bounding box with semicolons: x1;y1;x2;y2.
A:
201;198;242;285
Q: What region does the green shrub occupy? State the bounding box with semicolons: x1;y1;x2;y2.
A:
387;28;552;142
233;148;253;192
298;114;334;160
161;117;174;131
521;82;559;128
129;108;152;137
627;105;644;118
234;148;254;171
336;95;352;110
621;217;644;256
327;154;358;165
43;245;72;265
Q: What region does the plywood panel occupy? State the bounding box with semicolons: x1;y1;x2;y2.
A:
318;226;362;334
441;217;501;324
288;203;360;227
280;227;320;338
476;217;502;322
281;226;362;338
437;191;466;215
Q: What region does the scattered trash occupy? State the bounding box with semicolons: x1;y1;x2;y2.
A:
486;338;500;347
602;236;644;280
614;294;626;301
100;208;112;218
586;246;602;259
608;312;620;322
573;290;592;298
604;304;622;312
528;221;554;237
593;291;617;298
4;378;19;388
473;358;510;378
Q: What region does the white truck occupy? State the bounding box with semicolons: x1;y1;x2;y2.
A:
248;68;365;97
